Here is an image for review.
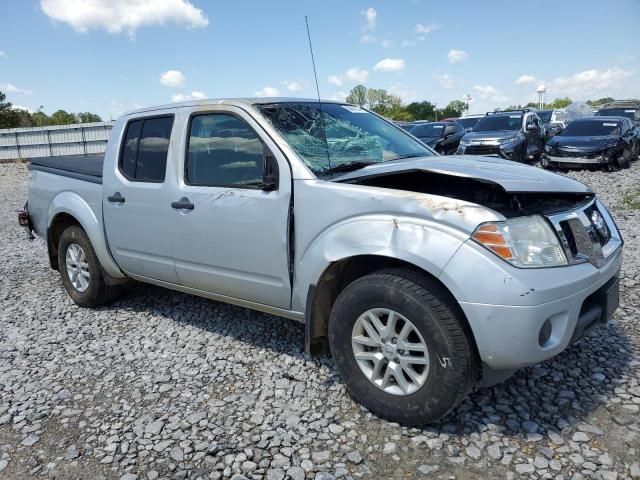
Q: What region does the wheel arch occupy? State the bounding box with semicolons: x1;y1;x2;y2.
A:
47;191;125;279
304;254;479;364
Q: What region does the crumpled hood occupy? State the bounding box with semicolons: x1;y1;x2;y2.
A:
549;135;618;151
334;155;591;193
462;130;520;142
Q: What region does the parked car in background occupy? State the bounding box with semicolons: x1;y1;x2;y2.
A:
548;102;593;136
455;114;484;132
542;116;639;170
596;100;640;125
19;97;623;425
456;109;544;162
409;120;465;154
535;109;553;138
393;120;415;131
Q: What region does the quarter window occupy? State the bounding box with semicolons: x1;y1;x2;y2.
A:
186;114;265;187
119;116;173;182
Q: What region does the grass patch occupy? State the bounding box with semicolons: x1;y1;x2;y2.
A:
621;187;640;210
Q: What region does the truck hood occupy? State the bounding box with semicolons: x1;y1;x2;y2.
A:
333;155;591;194
548;135;618;151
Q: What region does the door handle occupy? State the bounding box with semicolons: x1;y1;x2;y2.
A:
107;192;125;203
171;197;194;210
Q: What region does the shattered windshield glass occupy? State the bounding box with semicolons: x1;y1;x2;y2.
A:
256;102;432;175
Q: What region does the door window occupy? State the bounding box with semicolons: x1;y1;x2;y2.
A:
186;114;265;187
119;116;173;182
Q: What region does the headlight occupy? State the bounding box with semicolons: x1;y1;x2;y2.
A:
498;136;518;145
460;139;471;146
472;216;567;268
544;144;552;153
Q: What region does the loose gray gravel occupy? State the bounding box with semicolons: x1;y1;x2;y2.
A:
1;161;639;479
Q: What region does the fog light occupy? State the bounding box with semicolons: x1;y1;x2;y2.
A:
538;319;552;347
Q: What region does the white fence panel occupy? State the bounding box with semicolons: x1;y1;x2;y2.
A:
0;121;115;160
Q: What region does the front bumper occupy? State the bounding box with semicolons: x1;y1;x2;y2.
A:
456;251;621;370
458;141;521;160
544;153;607;169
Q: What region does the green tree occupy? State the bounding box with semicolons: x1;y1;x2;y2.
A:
32;110;50;127
78;112;103;123
0;90;21;129
50;110;78;125
586;97;615;106
548;97;572;109
346;85;367;107
440;100;466;118
404;101;436;121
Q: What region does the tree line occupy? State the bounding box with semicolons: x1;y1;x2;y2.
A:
345;85;630;122
0;90;103;129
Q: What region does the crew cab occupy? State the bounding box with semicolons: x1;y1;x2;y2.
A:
456;109;545;162
20;98;623;425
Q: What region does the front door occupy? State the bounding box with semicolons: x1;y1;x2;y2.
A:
102;114;179;283
168;107;292;309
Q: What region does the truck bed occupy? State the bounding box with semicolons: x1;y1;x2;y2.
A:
28;154;104;184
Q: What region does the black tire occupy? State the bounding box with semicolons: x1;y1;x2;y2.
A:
328;268;477;425
58;225;120;307
616;151;631;169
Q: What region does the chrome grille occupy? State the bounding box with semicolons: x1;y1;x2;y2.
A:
547;199;622;268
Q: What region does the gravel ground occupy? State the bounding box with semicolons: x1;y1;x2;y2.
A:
1;161;639;480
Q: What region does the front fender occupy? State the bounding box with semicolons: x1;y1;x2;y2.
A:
292;214;469;311
48;191;125;279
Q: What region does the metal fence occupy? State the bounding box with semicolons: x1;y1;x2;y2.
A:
0;121;115;160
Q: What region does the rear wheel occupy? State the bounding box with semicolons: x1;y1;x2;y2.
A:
328;268;477;425
58;225;120;307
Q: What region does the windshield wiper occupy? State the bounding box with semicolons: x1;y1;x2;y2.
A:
389;153;425;161
324;160;378;175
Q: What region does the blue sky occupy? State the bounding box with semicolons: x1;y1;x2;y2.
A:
0;0;638;119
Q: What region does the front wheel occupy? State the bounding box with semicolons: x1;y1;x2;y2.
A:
58;225;120;307
616;151;631;169
328;269;478;425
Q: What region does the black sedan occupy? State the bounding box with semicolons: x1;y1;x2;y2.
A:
541;116;639;170
409;121;465;155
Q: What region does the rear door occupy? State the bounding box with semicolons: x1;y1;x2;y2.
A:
102;114;179;283
168;106;292;309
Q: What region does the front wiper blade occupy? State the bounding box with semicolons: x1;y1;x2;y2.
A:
324;160;378;175
389;153;426;161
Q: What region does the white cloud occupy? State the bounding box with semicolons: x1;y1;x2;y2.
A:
374;58;406;72
401;40;416;47
415;23;438;34
388;84;416;102
283;80;304;92
516;75;537;85
40;0;208;36
159;70;185;87
171;91;206;102
2;83;33;95
0;51;6;58
473;84;509;103
550;67;633;98
330;91;349;101
381;39;393;48
360;33;378;44
328;67;369;86
448;49;468;64
254;86;280;97
361;7;377;30
434;73;454;89
12;105;34;113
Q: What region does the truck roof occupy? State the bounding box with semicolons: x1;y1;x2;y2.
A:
122;97;349;117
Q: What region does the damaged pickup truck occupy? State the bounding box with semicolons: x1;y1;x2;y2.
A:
21;99;623;425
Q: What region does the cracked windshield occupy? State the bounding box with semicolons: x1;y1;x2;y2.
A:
257;102;432;175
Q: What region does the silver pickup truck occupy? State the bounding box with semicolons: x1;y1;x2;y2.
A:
20;98;623;425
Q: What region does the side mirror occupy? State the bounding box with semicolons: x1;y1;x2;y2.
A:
526;124;537;131
261;153;279;191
